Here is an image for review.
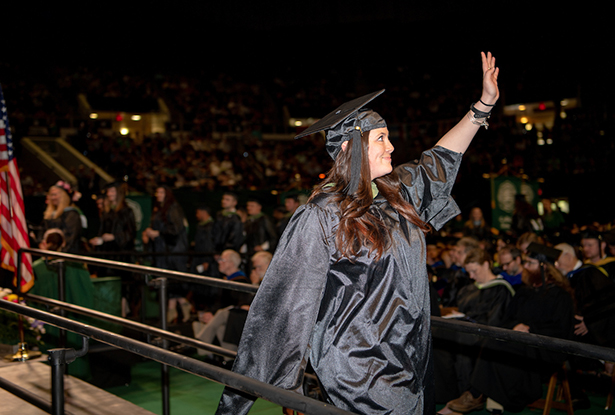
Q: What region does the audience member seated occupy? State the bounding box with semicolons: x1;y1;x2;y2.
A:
462;207;491;242
580;229;615;278
434;248;515;401
441;243;574;415
29;228;96;378
556;241;615;408
496;245;523;287
192;251;270;361
438;237;480;307
515;231;543;254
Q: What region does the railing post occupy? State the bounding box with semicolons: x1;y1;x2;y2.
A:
48;336;89;415
56;260;67;348
155;277;170;415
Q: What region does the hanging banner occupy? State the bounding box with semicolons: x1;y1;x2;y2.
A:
491;176;540;231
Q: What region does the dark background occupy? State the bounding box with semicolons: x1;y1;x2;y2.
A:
2;1;614;226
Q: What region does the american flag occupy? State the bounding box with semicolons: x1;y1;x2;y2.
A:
0;84;33;292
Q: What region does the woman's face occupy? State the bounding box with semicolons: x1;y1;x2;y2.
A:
470;207;483;221
47;187;63;207
367;127;394;180
465;261;489;284
106;187;117;204
155;187;166;203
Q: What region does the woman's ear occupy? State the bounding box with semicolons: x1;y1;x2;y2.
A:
341;141;348;152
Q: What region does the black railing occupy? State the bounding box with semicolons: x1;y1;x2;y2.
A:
7;247;615;415
17;248;258;295
15;247;257;415
0;299;355;415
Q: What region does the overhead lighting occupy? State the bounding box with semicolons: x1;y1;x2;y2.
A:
120;128;129;136
518;105;526;111
131;114;142;121
294;120;303;127
90;113;99;119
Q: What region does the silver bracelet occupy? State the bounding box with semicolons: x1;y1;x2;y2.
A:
467;111;489;129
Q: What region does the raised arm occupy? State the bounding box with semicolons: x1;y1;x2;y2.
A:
436;51;500;154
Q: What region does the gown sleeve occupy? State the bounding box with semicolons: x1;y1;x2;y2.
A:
159;203;185;247
395;146;463;230
62;209;83;254
215;202;333;415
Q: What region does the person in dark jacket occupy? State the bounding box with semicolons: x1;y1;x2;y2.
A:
89;181;136;270
243;197;277;258
143;185;190;322
213;192;244;252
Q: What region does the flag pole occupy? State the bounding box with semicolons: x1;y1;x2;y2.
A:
0;134;40;362
7;250;40;361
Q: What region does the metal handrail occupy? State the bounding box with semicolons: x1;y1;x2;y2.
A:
19;247;257;294
17;247;258;415
25;293;237;358
431;316;615;362
0;299;356;415
27;293;615;363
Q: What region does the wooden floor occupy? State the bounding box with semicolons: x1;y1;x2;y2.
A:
0;356;155;415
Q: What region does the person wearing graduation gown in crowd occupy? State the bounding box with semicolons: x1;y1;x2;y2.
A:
555;242;615;408
89;182;136;273
143;186;188;271
143;186;190;322
243;197;278;258
190;204;220;307
214;192;244;253
40;181;84;254
445;243;575;414
215;52;500;415
434;248;515;402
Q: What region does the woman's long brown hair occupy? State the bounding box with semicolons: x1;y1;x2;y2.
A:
107;182;128;213
153;185;176;223
310;131;428;260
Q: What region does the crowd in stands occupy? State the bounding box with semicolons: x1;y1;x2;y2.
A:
3;59;613;225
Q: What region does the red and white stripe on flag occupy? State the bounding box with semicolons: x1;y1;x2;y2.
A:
0;85;34;292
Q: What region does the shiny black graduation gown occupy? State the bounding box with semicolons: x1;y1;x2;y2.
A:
216;146;463;415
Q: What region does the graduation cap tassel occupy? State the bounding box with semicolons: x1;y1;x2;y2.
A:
345;127;363;194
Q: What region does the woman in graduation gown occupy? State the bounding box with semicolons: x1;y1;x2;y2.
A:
142;185;188;272
89;181;136;269
40;181;83;254
216;52;500;415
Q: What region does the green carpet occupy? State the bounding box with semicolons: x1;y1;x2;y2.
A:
105;357;614;415
104;358;282;414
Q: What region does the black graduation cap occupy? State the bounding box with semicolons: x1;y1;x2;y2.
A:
526;242;562;264
294;90;386;194
580;229;603;242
